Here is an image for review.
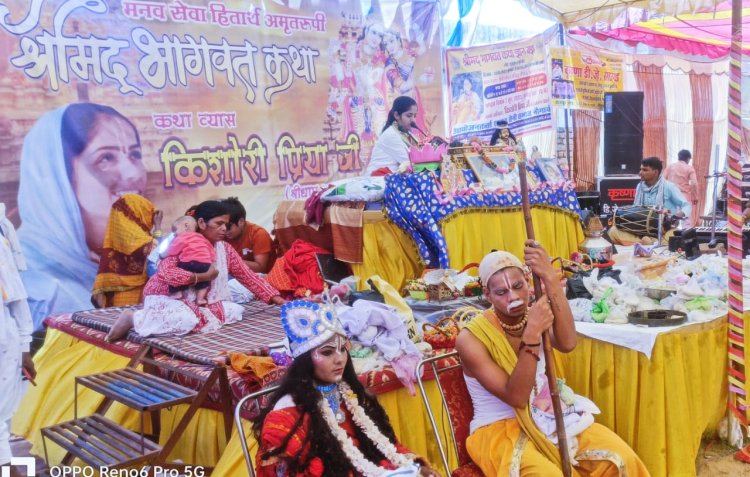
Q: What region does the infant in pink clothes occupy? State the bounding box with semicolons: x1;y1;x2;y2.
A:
166;216;216;306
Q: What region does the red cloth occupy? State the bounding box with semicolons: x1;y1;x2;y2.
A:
257;404;412;476
370;167;393;177
267;257;295;294
167;232;216;263
281;240;328;296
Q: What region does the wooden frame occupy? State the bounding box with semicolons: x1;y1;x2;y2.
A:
538;157;568;183
464;151;520;192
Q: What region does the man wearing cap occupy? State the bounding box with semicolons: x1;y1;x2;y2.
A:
456;241;649;476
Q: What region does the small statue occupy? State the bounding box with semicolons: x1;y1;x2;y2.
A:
490;120;517;151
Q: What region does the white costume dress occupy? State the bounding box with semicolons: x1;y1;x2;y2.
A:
364;124;416;175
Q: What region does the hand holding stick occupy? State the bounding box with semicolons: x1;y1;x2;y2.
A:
517;159;572;477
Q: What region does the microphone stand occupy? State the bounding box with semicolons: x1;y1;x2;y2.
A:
410;121;427;138
707;144;724;248
657;206;664;247
706;174;723;247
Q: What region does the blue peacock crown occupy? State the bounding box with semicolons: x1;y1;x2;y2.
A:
280;299;346;358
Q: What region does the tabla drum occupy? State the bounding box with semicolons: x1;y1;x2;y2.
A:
612;206;671;238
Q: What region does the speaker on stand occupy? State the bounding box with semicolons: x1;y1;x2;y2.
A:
603;92;644;176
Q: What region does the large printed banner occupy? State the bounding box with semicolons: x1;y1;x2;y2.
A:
550;47;623;110
445;34;551;142
0;0;443;324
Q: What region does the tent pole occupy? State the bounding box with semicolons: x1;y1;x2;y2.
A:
726;0;750;457
558;23;573;177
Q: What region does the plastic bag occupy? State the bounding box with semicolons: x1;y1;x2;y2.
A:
566;271;593;300
596;266;622;284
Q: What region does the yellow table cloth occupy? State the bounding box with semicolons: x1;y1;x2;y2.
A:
353;207;584;291
561;317;728;477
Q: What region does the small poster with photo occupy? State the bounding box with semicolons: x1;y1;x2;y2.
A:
525;163;544;187
465;152;520;192
537;157;567;183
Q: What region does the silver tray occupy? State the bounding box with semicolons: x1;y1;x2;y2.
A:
627;309;687;327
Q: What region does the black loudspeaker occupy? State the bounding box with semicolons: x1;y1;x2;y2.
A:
603;92;644;175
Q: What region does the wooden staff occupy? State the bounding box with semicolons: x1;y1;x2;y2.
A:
517;157;572;477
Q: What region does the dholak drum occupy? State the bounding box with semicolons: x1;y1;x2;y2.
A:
612;206;671;238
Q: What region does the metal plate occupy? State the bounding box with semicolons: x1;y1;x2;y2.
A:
628;309;687;327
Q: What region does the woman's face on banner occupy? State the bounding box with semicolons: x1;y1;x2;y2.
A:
364;23;384;49
463;78;473;94
383;31;400;55
71;116;147;254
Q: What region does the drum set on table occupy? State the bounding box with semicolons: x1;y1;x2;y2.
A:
611;205;680;242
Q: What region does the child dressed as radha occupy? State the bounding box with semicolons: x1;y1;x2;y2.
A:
253;299;440;476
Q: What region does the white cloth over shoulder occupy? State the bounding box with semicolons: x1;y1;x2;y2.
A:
133;242;244;336
365;125;411;175
17;106;98;329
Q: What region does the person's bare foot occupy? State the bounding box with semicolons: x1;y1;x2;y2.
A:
105;310;134;342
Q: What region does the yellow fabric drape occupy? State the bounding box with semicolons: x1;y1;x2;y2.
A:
14;329;457;474
352;218;422;291
354;208;584;291
561;318;728;477
442;208;584;271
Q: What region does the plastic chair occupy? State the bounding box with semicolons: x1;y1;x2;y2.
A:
234;385;280;477
416;352;482;477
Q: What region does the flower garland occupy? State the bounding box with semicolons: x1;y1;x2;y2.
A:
427;157;575;205
318;382;413;476
470;141;515;174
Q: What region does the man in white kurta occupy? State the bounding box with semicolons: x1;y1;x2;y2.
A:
0;235;35;467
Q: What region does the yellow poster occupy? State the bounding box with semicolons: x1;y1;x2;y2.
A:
550;47;623;110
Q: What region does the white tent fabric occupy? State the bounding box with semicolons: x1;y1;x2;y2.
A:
517;0;718;28
710;72;730;210
664;66;694;169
